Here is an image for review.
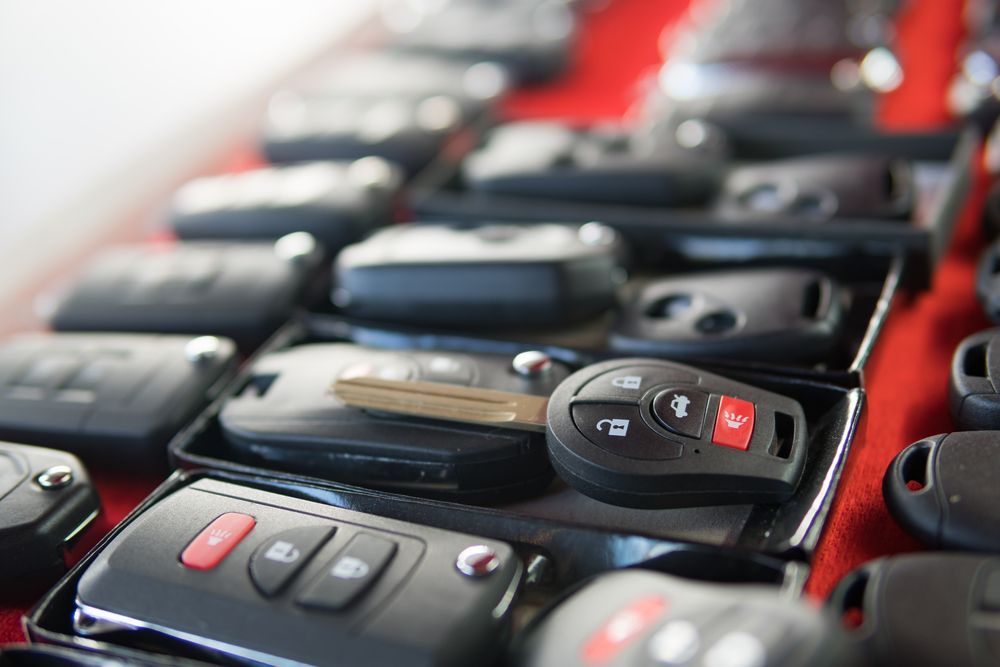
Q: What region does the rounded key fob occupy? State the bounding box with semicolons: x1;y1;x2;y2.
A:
948;328;1000;430
976;241;1000;323
545;358;808;508
884;431;1000;552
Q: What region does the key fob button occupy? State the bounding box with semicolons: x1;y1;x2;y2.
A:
712;396;756;451
181;513;256;571
250;525;335;597
298;533;397;611
651;388;709;438
571;404;682;460
576;366;699;403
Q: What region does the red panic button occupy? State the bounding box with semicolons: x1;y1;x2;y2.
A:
712;396;755;450
581;595;667;664
181;513;256;570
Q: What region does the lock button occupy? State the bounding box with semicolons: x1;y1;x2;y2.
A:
297;533;397;611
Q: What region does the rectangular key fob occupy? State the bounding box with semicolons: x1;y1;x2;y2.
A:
50;238;322;350
220;343;570;500
170;160;403;253
948;328;1000;429
610;268;845;363
333;223;623;328
0;333;237;468
74;479;521;667
0;442;99;581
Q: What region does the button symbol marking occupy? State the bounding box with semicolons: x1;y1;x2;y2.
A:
206;529;232;547
723;411;749;429
331;556;370;580
596;418;630;437
264;540;301;563
611;375;642;390
670;394;690;419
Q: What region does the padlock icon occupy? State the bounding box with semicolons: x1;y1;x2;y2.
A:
596;418;631;437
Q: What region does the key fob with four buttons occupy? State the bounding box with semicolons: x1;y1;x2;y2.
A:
0;333;237;468
610;268;845;363
220;343;570;500
169;159;403;254
0;442;99;581
74;479;521;667
948;328;1000;430
516;569;853;667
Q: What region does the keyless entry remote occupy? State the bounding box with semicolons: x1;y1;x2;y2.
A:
516;569;852;667
885;432;1000;552
334;357;808;508
976;240;1000;323
610;268;845;363
332;222;623;328
74;479;521;667
220;343;571;500
0;442;99;581
948;328;1000;429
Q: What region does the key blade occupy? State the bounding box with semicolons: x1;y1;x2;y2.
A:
330;377;548;432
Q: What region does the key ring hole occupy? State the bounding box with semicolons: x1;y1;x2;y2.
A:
898;440;933;492
645;293;694;320
694;310;738;335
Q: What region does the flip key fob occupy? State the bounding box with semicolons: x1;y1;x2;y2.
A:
829;554;1000;667
0;442;99;581
220;343;570;500
545;358;808;508
948;328;1000;429
885;432;1000;552
74;479;521;667
50;236;321;350
976;241;1000;323
610;268;845;363
0;333;237;468
516;569;852;667
170;159;403;253
333;222;623;328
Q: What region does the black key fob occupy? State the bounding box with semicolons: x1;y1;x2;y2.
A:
828;553;1000;667
714;154;913;221
74;479;521;667
976;241;1000;323
170;159;403;253
333;222;624;328
0;645;198;666
0;442;99;581
885;432;1000;552
948;328;1000;429
461;122;720;207
545;358;808;508
610;268;845;363
220;343;570;500
51;237;321;350
516;569;853;667
0;333;237;468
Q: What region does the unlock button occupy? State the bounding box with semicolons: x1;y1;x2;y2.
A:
250;525;334;597
571;404;682;460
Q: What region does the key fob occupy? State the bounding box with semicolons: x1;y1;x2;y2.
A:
220;343;570;500
333;222;623;328
461;122;720;207
516;569;853;667
545;358;808;508
0;442;99;581
885;432;1000;552
0;645;194;666
713;154;913;221
828;553;1000;667
74;479;521;667
50;237;321;350
169;159;403;253
948;328;1000;429
0;333;237;468
610;268;845;363
976;241;1000;323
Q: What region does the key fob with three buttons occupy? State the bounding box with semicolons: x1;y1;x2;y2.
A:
74;479;520;667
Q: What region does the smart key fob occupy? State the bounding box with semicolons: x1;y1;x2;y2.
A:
948;328;1000;430
220;343;570;500
610;268;845;363
74;479;521;667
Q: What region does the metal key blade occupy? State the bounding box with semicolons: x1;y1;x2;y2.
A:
331;377;548;432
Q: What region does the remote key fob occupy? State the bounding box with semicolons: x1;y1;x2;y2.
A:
0;442;99;581
829;554;1000;667
74;479;521;667
170;159;403;253
0;645;196;666
516;570;852;667
885;432;1000;552
333;222;623;328
50;236;321;350
0;333;237;468
948;328;1000;429
977;241;1000;323
610;268;845;363
220;343;570;500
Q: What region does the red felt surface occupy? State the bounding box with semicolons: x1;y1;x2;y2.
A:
0;0;984;646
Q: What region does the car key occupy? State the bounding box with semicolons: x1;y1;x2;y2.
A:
515;569;853;667
332;222;624;328
50;235;321;351
0;442;99;581
333;357;809;508
610;268;845;363
0;645;203;667
948;328;1000;430
884;432;1000;552
0;333;237;468
976;240;1000;323
220;343;571;500
73;478;521;667
828;553;1000;667
169;159;403;254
